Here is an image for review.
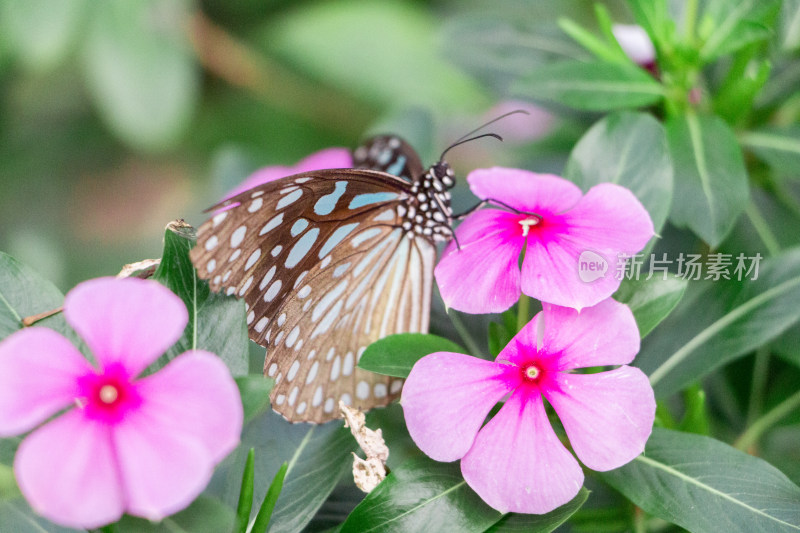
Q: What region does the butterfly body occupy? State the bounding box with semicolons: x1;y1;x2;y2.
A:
191;136;455;423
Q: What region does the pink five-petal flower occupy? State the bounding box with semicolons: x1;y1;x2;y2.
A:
401;298;655;514
0;277;243;529
435;168;654;312
222;147;353;201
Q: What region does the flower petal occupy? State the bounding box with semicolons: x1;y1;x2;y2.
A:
540;300;640;370
64;277;188;376
544;366;655;471
0;328;93;437
402;352;517;462
467;168;583;215
223;148;352;199
521;183;653;310
435;210;523;314
15;411;124;529
113;404;214;521
134;350;243;462
461;390;584;514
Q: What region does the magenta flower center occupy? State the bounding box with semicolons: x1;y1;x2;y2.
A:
76;363;141;423
521;363;543;383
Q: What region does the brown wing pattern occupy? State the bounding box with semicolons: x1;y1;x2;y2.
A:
190;169;434;422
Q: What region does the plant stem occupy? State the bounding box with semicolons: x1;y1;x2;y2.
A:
517;294;531;332
744;203;780;257
448;310;483;356
745;348;770;428
735;388;800;452
684;0;699;45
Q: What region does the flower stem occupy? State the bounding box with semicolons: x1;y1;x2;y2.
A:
517;294;531;333
683;0;699;45
448;310;483;357
735;388;800;452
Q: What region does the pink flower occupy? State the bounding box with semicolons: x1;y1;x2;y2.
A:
483;100;555;144
434;168;653;313
401;298;655;514
0;277;243;529
223;147;352;200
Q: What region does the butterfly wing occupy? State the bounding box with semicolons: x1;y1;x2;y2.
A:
353;135;425;180
190;169;434;423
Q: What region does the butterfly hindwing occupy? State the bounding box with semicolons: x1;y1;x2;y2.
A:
191;167;435;422
353;135;425;181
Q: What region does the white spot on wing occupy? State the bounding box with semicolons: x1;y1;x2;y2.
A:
205;235;219;251
277;189;303;209
245;249;261;270
231;226;247;247
356;381;369;400
260;213;283;236
264;280;282;302
287;360;300;381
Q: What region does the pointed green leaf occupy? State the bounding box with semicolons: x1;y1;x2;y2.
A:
152;221;248;375
613;275;688;338
666;113;749;246
601;428;800;532
233;449;255;533
341;457;502;533
251;462;288;533
565;111;673;232
639;248;800;397
359;333;464;378
513;61;664;111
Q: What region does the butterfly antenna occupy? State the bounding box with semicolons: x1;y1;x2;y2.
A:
439;109;530;161
439;133;502;161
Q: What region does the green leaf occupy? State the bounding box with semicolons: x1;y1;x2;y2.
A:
236;375;274;423
626;0;674;51
208;412;356;533
83;0;199;151
639;248;800;398
779;0;800;52
0;0;87;71
0;499;85;532
486;488;589;532
358;333;464;378
601;428;800;532
340;457;502;533
233;449;255;533
557;18;626;64
442;17;589;92
613;275;688;338
117;496;235;532
666;113;749;246
699;0;779;63
513;61;664;111
267;1;485;112
0;252;73;341
741;127;800;178
152;221;249;376
251;462;288;533
488;322;512;358
564;111;673;233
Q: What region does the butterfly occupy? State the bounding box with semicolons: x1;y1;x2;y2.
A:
190;135;458;423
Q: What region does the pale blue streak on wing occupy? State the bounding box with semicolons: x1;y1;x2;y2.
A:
386;155;407;176
314;181;348;215
318;223;359;258
286;228;321;268
348;192;400;210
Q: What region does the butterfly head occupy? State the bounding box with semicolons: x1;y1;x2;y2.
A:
432;161;456;189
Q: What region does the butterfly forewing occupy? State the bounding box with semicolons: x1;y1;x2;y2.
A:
191;167;435;422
